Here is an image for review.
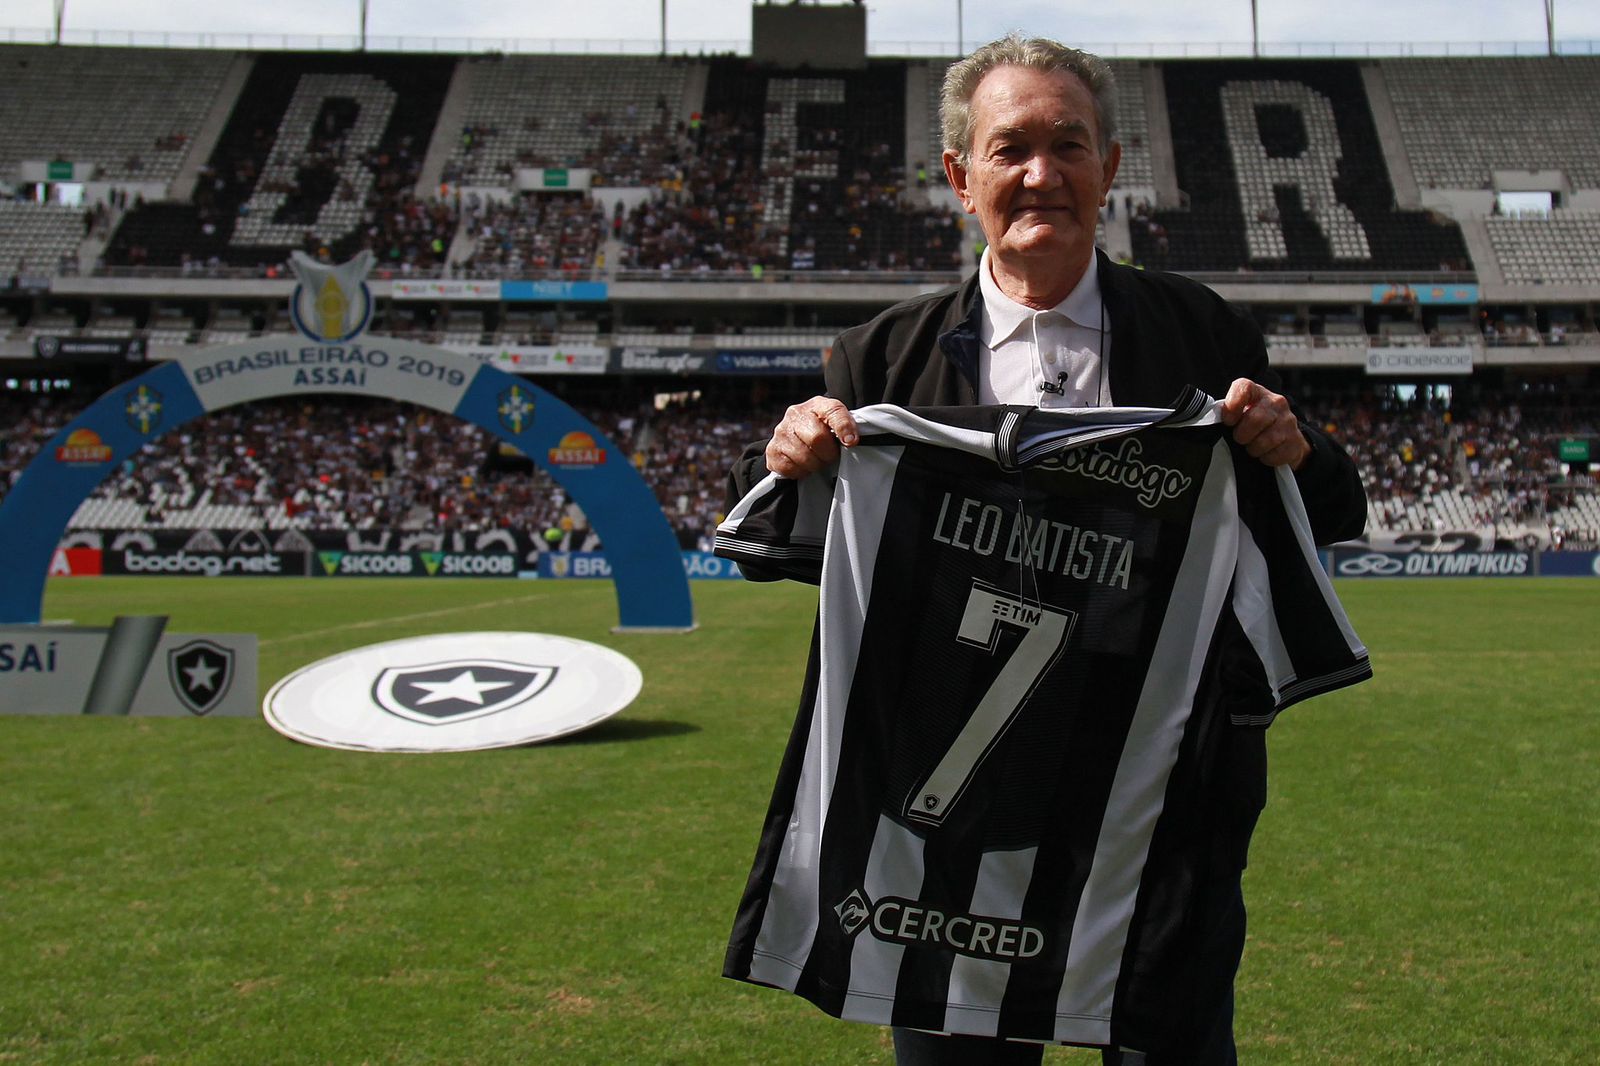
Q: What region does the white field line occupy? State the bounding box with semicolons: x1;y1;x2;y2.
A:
259;593;550;648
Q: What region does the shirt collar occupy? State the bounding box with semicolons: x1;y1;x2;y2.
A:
977;248;1103;348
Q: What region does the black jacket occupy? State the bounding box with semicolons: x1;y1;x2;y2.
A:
732;251;1367;546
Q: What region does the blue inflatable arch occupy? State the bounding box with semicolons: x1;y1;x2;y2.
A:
0;341;694;631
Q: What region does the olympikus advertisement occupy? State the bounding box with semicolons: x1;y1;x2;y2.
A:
0;253;693;630
1331;548;1534;578
1533;551;1600;577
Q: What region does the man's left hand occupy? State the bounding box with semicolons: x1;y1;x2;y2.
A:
1219;378;1311;470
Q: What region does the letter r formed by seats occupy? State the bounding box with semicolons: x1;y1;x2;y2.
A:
1219;80;1372;261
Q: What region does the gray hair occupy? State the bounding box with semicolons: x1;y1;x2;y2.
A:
940;33;1118;167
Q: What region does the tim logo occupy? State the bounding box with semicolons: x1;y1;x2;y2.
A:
834;889;872;937
372;659;556;726
167;639;234;716
288;250;375;343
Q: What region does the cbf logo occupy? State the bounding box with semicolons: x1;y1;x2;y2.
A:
498;385;535;435
124;384;163;435
372;659;556;726
288;250;375;343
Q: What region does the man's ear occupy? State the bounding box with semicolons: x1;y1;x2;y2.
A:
943;149;974;213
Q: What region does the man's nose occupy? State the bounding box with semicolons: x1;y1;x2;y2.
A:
1022;154;1061;188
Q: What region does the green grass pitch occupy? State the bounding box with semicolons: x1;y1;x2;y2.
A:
2;576;1597;1063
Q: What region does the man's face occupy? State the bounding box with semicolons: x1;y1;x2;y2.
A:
944;64;1120;283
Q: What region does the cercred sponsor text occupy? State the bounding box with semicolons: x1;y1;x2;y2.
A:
837;890;1045;962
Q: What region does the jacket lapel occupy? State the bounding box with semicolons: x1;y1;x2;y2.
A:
936;272;983;405
1099;250;1164;407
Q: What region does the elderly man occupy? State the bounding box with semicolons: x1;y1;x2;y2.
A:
725;34;1365;1066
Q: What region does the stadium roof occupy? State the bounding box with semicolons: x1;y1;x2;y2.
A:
6;0;1598;58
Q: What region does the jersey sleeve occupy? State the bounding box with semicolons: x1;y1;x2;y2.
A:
713;469;837;585
1227;451;1373;726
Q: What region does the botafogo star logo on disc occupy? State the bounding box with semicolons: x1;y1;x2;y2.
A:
263;632;642;753
373;659;556;726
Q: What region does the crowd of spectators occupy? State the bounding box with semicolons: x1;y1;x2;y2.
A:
584;97;693;188
3;388;1595;551
619;113;786;275
636;393;781;550
0;390;787;552
1320;391;1598;544
458;192;607;278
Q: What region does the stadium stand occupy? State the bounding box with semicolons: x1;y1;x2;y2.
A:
618;107;781;275
1487;212;1600;286
1132;60;1469;273
1382;57;1600;190
439;55;693;188
101;52;456;276
1106;61;1153;192
3;43;1599;556
4;386;1596;551
0;201;84;279
460;192;607;278
0;45;232;185
923;59;953;178
618;59;972;276
0;389;789;551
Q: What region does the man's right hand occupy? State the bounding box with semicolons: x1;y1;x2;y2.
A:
764;396;859;479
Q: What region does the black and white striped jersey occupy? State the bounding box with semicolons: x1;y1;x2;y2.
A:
714;395;1371;1050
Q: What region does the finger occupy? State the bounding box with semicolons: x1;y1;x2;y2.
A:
1218;378;1260;426
1238;415;1309;464
1250;432;1312;469
1229;403;1271;448
764;401;847;477
784;399;854;452
816;401;859;447
1231;390;1294;445
765;426;835;477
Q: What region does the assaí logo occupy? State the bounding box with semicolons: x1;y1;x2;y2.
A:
548;431;608;467
834;889;1046;962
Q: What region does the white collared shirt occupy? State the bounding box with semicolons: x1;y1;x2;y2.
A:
976;249;1111;408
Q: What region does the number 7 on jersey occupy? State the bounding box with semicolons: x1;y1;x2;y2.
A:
905;580;1077;828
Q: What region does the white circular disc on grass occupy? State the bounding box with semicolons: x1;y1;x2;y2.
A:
263;632;642;752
